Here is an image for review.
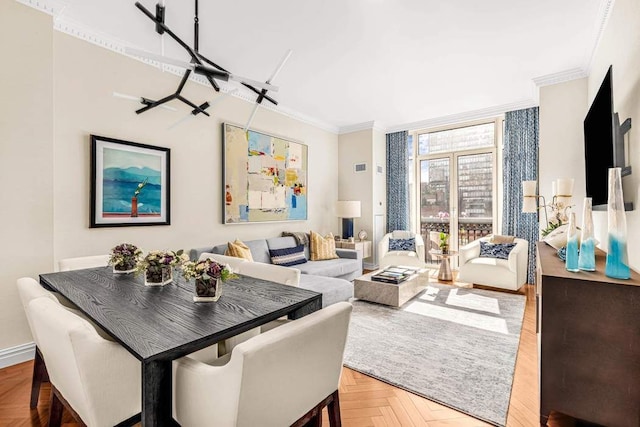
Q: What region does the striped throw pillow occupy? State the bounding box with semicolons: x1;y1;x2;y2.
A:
310;231;339;261
225;240;254;261
269;245;307;266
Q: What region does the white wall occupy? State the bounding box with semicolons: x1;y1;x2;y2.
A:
539;78;588;226
0;4;339;353
0;1;54;351
588;0;640;270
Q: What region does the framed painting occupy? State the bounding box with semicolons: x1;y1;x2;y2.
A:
223;123;308;224
90;135;170;227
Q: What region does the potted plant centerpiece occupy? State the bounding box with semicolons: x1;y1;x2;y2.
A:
181;258;237;302
439;232;450;254
137;249;185;286
109;243;142;274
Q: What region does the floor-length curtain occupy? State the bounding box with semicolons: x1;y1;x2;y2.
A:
386;131;409;232
503;107;539;284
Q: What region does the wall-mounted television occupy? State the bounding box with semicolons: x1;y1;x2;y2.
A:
583;65;633;210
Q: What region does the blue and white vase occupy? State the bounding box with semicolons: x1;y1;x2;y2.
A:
578;197;596;271
605;168;630;279
565;212;579;272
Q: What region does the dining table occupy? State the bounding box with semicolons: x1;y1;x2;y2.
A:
40;266;322;427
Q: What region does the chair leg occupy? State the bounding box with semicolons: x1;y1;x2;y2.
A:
328;390;342;427
48;387;64;427
30;347;48;408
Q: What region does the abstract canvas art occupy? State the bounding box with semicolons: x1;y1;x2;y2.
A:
90;135;170;227
223;123;307;223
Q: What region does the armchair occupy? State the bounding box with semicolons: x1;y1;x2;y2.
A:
378;230;426;268
458;236;529;291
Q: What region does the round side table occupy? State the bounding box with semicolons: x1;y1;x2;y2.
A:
429;250;458;281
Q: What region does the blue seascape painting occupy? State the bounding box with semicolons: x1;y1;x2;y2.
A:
102;148;162;216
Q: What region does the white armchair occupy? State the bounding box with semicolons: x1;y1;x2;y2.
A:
458;236;529;291
378;230;426;268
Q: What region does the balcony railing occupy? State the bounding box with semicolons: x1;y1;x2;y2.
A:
421;218;493;263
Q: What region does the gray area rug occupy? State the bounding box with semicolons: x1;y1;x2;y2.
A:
343;283;526;426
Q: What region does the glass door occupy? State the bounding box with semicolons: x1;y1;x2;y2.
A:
456;152;494;248
419;157;450;263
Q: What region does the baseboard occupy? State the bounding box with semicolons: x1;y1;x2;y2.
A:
0;342;35;369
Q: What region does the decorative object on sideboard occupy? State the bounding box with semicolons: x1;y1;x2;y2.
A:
137;249;186;287
223;123;308;224
578;197;596;271
124;1;291;132
90;135;170;228
358;229;368;241
605;167;630;279
565;212;579;272
522;178;574;237
109;243;142;274
336;201;361;240
181;258;237;302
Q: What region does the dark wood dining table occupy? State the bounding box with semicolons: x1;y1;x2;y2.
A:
40;266;322;427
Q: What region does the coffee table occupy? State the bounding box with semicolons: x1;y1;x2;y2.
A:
354;267;430;307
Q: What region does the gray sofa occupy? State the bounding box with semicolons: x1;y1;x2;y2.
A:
190;236;359;307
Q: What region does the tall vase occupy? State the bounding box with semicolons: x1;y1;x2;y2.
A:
565;212;579;272
605;168;630;279
578;197;596;271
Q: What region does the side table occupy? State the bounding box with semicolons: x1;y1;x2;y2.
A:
429;250;458;281
336;240;372;258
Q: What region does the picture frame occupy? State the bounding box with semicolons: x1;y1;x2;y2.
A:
90;135;170;228
223;123;308;224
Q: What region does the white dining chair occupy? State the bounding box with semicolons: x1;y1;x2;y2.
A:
173;301;353;427
197;252;247;271
58;254;110;272
27;297;141;427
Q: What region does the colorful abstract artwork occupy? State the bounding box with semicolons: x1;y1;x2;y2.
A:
90;135;170;227
223;123;307;223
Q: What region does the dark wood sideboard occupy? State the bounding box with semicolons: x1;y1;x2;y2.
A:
536;242;640;426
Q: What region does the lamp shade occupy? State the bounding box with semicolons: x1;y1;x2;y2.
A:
556;178;574;197
522;197;538;213
336;201;361;218
522;181;537;197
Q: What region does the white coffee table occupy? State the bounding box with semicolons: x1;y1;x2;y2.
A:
354;268;430;307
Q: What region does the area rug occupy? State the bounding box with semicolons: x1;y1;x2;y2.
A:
343;283;526;426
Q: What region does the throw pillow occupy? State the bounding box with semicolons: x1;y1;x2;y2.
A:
542;224;569;250
479;241;517;260
490;234;515;244
269;244;307;267
226;239;254;261
389;237;416;252
309;231;339;261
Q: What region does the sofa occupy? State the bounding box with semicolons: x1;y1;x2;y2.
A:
457;236;529;291
190;236;359;307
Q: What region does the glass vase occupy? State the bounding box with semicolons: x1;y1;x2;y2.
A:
605;168;630;279
578;197;596;271
193;278;222;302
565;212;579;272
144;265;173;286
113;258;136;274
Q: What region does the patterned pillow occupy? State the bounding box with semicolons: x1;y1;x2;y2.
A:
309;231;339;261
225;239;254;261
389;237;416;252
269;245;307;266
479;241;517;260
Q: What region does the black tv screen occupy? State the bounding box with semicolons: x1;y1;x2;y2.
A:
583;66;614;208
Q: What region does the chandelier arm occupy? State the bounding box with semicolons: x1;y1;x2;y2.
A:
136;93;178;115
242;84;278;106
176;95;210;116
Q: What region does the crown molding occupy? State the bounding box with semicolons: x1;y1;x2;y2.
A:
338;121;385;135
586;0;615;72
532;68;589;87
385;99;537;134
16;0;340;135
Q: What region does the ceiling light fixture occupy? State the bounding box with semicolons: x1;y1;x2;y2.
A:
127;0;291;131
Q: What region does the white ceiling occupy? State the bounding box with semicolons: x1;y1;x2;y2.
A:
26;0;608;132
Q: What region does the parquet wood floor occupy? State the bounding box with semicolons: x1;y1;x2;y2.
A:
0;284;546;426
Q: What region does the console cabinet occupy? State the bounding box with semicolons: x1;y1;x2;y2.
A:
536;242;640;426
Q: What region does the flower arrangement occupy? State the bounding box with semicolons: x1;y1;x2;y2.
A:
181;258;237;302
109;243;142;273
137;249;186;286
541;199;573;237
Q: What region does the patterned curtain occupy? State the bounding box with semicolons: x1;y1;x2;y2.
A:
386;131;409;232
503;107;539;284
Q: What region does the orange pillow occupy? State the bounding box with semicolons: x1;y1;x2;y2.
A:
226;240;254;261
310;231;339;261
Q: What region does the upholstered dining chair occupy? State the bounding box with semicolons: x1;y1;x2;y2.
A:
27;296;141;427
58;254;110;272
378;230;426;268
173;301;353;427
198;252;247;271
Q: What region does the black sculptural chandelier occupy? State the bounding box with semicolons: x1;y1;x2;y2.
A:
125;0;291;130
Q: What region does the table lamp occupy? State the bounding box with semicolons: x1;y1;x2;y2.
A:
336;201;361;240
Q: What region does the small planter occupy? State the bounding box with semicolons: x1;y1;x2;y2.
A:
193;278;222;302
113;259;137;274
145;265;173;286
